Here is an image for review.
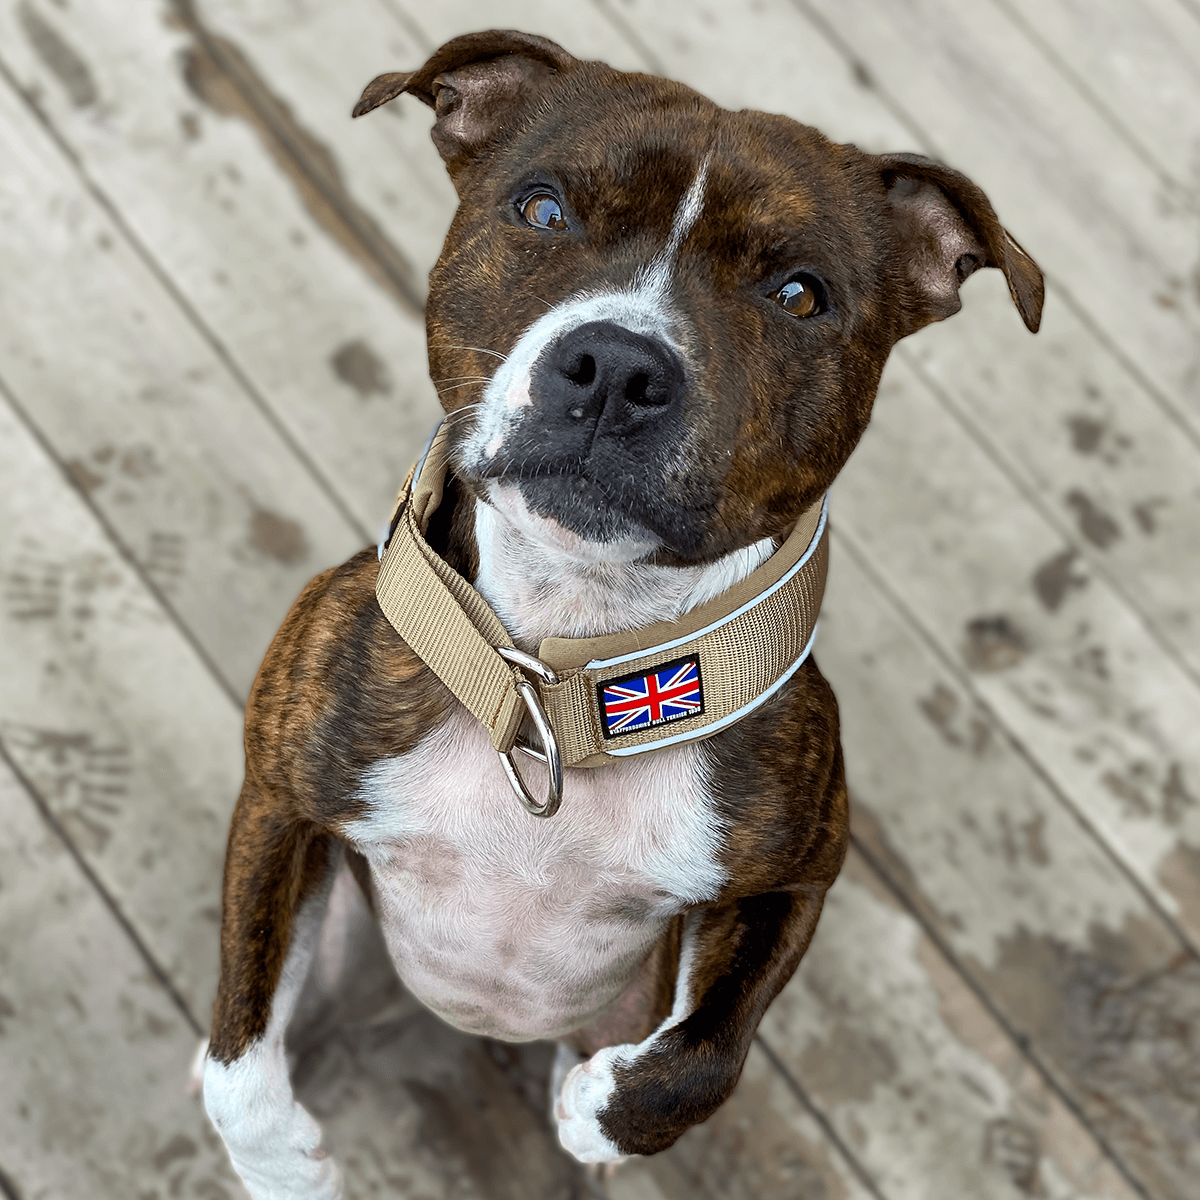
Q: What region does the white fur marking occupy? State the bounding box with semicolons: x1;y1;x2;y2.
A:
203;872;343;1200
555;912;702;1163
642;154;712;295
474;487;774;646
343;716;726;1042
556;1045;627;1162
460;155;712;475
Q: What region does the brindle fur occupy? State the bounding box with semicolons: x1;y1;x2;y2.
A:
208;29;1042;1159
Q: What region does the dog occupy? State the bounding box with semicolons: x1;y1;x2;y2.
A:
200;29;1043;1198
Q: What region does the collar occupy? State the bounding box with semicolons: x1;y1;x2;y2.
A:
376;422;829;817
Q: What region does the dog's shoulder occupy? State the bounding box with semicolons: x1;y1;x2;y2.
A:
242;548;453;825
708;655;849;897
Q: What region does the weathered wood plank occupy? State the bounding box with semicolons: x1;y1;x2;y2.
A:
812;539;1200;1200
611;1041;877;1200
193;0;647;286
996;0;1200;185
836;352;1200;952
0;757;245;1200
762;853;1140;1200
0;390;242;1015
0;56;367;698
789;0;1200;437
0;0;440;543
900;267;1200;682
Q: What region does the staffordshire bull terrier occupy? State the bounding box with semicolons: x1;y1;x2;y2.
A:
201;29;1043;1198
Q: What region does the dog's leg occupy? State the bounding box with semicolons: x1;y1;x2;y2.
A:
556;891;825;1161
202;783;344;1200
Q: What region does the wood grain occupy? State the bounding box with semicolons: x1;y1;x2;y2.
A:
0;391;241;1014
791;0;1200;439
0;0;440;542
815;541;1200;1200
0;757;245;1199
763;854;1141;1200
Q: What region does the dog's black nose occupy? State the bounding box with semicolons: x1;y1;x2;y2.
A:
535;321;686;433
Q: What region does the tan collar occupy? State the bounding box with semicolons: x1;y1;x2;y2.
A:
376;423;828;816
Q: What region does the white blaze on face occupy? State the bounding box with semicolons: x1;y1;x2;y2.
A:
459;154;713;479
641;153;712;296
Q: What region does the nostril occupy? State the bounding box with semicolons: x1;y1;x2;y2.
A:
566;354;596;386
624;372;651;406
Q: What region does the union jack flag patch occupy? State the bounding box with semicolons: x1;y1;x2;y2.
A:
598;656;704;739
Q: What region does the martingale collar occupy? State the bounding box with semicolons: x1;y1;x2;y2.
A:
376;422;829;817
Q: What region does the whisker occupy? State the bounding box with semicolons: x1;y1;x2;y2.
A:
444;344;509;361
435;381;490;394
440;403;484;426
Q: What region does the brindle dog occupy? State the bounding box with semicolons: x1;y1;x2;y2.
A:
202;29;1042;1198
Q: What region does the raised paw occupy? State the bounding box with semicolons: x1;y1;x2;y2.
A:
555;1044;633;1164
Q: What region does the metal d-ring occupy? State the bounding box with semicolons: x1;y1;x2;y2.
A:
497;647;563;818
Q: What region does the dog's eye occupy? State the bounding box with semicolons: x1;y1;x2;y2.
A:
774;276;823;317
521;193;567;231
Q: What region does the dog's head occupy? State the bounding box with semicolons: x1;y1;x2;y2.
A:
356;31;1043;565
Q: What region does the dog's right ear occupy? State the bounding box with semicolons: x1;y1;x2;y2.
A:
352;30;576;177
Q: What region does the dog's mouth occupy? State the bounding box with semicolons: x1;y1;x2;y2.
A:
478;459;713;560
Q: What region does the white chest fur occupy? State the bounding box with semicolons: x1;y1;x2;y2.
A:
341;709;726;1041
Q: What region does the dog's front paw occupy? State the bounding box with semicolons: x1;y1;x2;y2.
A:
555;1044;632;1164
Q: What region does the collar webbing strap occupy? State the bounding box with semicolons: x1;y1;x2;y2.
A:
375;424;829;768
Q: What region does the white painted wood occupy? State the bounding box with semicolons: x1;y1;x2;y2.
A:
762;855;1140;1200
380;0;648;73
786;0;1200;438
902;272;1200;680
0;758;247;1199
835;352;1200;951
813;540;1200;1199
194;0;650;283
0;391;243;1016
0;0;441;542
0;64;366;698
194;0;459;288
996;0;1200;186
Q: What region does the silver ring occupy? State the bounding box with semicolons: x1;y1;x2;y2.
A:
497;645;560;684
497;675;563;818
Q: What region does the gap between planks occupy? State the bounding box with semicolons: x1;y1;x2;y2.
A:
0;49;374;553
0;736;203;1037
787;0;1200;457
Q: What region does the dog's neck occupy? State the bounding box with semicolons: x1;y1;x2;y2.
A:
470;483;775;652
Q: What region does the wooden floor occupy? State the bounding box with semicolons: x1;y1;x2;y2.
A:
2;0;1199;1196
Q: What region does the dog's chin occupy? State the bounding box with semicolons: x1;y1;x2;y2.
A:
483;479;661;565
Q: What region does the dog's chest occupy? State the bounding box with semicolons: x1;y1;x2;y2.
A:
342;709;726;1040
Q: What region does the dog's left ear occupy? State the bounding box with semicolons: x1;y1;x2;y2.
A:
352;30;577;177
878;153;1044;334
